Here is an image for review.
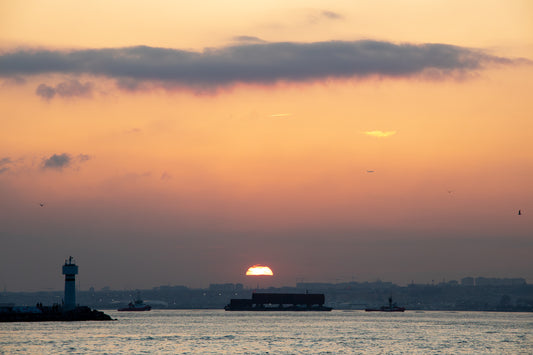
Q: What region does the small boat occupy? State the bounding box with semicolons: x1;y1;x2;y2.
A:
365;296;405;312
117;296;151;312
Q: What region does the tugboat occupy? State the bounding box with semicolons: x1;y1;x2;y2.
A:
365;296;405;312
118;294;151;312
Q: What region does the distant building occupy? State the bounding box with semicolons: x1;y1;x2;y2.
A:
156;285;188;291
461;277;474;286
296;282;333;290
475;277;526;286
209;283;241;292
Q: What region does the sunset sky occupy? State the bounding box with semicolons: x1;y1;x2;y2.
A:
1;0;532;291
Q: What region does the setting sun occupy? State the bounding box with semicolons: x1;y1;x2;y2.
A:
246;265;274;276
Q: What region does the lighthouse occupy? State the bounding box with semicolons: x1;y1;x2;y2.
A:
62;256;78;311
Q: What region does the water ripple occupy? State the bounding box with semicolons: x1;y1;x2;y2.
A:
1;310;532;354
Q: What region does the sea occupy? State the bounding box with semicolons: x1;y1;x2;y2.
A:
1;310;531;354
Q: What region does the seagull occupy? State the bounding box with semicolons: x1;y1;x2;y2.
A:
366;170;375;173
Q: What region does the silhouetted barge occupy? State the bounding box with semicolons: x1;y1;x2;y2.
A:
224;293;333;311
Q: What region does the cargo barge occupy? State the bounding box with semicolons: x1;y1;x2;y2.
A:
224;293;333;311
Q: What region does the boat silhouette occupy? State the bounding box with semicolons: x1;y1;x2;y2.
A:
118;293;151;312
225;292;332;311
365;296;405;312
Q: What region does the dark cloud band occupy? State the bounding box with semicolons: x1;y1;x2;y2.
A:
0;40;520;89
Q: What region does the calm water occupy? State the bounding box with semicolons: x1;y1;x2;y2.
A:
1;310;531;354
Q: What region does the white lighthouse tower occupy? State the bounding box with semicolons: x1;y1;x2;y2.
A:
62;256;78;311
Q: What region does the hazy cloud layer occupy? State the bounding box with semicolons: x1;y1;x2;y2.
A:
35;80;93;100
0;40;523;91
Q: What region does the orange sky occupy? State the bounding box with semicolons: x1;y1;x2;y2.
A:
0;0;532;291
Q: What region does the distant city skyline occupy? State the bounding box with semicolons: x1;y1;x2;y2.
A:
1;1;532;293
2;265;531;292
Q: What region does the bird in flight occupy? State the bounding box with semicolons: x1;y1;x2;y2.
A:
39;203;44;207
366;170;375;173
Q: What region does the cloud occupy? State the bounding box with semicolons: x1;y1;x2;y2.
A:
0;40;525;92
35;80;93;100
56;80;93;97
364;130;397;138
232;36;267;44
77;154;91;162
307;10;344;24
41;153;92;170
161;172;172;180
0;157;13;174
0;154;90;174
124;128;141;134
0;157;12;165
1;76;26;86
320;10;343;20
36;83;56;100
42;153;71;169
